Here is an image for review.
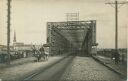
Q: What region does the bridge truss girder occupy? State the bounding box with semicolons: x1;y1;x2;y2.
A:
47;20;96;56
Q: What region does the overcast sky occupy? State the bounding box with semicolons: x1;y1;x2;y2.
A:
0;0;128;48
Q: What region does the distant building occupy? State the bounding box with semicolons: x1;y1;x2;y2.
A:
0;45;14;51
0;45;4;51
13;31;33;51
14;43;32;51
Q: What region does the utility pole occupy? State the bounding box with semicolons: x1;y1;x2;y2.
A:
115;0;118;51
106;0;128;51
7;0;11;64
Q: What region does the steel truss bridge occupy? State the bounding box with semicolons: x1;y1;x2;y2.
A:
47;20;96;56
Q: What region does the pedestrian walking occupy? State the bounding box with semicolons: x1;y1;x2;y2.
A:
37;52;41;62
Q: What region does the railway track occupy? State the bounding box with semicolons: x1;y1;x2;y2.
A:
22;54;75;81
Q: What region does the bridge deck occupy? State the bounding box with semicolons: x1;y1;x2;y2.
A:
30;55;124;81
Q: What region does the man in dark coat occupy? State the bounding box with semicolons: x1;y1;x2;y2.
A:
39;47;45;61
114;51;120;64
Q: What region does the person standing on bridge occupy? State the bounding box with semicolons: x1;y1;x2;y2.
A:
111;50;115;60
44;48;49;61
114;51;120;64
37;50;42;62
121;53;125;64
39;46;45;61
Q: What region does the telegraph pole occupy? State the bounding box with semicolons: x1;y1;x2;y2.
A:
115;0;118;51
106;0;128;51
7;0;11;64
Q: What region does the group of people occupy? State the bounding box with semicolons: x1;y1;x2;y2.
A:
32;45;49;62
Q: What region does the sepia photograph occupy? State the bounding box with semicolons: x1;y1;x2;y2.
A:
0;0;127;81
